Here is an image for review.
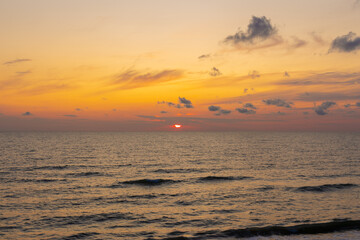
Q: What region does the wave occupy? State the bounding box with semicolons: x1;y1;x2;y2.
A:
164;220;360;239
15;178;67;183
66;171;105;177
122;179;178;186
40;212;133;227
153;168;206;173
198;176;251;181
59;232;99;240
293;183;358;192
33;165;69;170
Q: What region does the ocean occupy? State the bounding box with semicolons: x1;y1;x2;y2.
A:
0;132;359;239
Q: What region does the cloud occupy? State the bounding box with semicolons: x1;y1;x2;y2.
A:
236;108;256;114
284;71;290;77
310;32;326;45
137;115;165;121
277;72;360;86
354;0;360;7
178;97;194;108
263;98;293;108
344;104;351;108
224;16;277;45
22;112;33;116
289;36;307;49
314;101;336;115
158;101;175;107
75;108;82;111
208;105;221;111
357;102;360;107
208;105;231;115
158;97;194;109
3;58;31;65
248;70;260;79
198;54;211;59
219;109;231;115
244;103;257;109
276;111;286;116
63;115;77;117
16;70;31;76
160;111;168;114
209;67;222;77
296;92;360;102
329;32;360;53
112;69;184;90
214;109;232;116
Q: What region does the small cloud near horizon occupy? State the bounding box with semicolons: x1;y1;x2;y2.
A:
158;97;194;109
236;108;256;114
263;98;293;108
22;112;33;116
314;101;336;115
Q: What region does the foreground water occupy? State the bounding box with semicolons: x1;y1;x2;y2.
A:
0;132;359;239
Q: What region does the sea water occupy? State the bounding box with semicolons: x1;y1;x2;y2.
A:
0;132;359;239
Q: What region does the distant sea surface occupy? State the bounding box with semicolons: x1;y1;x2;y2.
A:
0;132;359;240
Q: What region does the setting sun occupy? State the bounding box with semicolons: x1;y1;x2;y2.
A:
174;124;182;128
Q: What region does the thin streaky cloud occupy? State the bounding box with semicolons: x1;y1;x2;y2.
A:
111;69;184;90
3;59;32;65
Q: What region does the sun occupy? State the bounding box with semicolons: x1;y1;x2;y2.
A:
173;124;182;128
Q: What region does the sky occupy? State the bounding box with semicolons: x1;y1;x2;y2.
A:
1;0;360;131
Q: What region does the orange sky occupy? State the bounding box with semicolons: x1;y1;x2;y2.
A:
1;0;360;131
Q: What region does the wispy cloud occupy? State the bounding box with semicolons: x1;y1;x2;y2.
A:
198;54;211;60
296;92;360;101
16;70;31;76
111;69;184;90
63;115;77;117
3;58;31;65
289;36;307;49
277;72;360;86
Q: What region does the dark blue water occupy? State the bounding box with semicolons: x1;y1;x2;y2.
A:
0;132;359;239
